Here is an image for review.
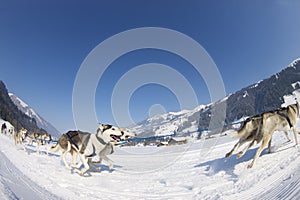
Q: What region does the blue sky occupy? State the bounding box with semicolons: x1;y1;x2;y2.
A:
1;0;300;133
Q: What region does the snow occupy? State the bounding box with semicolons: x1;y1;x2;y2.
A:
291;81;300;89
288;58;300;68
282;89;300;107
242;91;249;98
250;80;263;89
1;118;300;199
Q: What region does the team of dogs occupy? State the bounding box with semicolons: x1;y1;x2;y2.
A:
2;100;300;175
2;122;135;176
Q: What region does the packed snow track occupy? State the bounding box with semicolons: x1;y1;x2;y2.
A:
0;131;300;199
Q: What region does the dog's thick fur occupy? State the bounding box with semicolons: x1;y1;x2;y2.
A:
14;128;28;152
226;102;300;168
28;132;52;154
70;124;124;175
50;124;135;174
50;130;91;169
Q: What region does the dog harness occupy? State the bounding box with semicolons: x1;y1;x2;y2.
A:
66;131;80;150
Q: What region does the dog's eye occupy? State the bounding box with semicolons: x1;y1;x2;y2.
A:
112;128;115;130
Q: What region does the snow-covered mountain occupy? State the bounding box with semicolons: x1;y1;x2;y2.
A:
131;105;207;137
9;93;60;137
132;58;300;137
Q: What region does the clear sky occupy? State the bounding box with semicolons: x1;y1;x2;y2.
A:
1;0;300;133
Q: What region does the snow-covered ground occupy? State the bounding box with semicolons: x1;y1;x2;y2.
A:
0;119;300;199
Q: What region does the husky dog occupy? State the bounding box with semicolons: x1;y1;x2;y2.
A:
1;123;7;134
50;124;134;174
14;128;28;152
50;130;91;169
28;132;52;154
87;127;137;170
226;102;299;168
73;124;124;175
8;126;14;138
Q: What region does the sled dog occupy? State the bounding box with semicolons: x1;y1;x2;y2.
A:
73;124;123;175
28;132;52;154
1;123;7;134
50;130;91;169
8;126;14;138
14;128;28;152
87;127;136;170
50;124;135;173
226;102;299;168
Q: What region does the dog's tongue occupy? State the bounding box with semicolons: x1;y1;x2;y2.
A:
111;135;120;141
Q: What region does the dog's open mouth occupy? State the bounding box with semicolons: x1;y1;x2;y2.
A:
110;134;121;142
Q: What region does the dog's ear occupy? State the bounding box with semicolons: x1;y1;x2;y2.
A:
103;124;112;131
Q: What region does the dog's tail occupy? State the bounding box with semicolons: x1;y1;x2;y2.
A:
230;121;249;138
50;143;60;152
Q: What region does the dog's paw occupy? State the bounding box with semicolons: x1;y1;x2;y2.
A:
237;152;243;158
247;163;253;169
74;168;84;176
65;166;71;170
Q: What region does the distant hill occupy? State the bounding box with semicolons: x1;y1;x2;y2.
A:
0;81;47;134
9;93;60;137
131;58;300;137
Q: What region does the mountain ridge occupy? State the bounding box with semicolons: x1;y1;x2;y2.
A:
0;81;46;134
131;58;300;137
9;93;60;137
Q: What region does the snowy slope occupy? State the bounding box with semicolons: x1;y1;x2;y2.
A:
9;93;60;137
0;117;300;199
131;105;207;137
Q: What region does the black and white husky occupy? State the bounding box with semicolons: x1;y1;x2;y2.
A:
51;124;135;175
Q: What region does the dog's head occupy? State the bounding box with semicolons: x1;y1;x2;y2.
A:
97;123;123;143
120;128;136;140
42;133;52;143
20;128;28;139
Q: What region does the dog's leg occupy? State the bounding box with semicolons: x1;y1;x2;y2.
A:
284;131;291;142
225;141;240;158
248;134;272;169
71;150;78;168
99;154;114;170
268;137;272;153
292;126;299;145
89;157;103;171
22;142;27;154
226;139;247;158
61;151;71;170
75;154;89;176
237;140;256;158
45;143;49;155
37;141;40;154
87;158;101;171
